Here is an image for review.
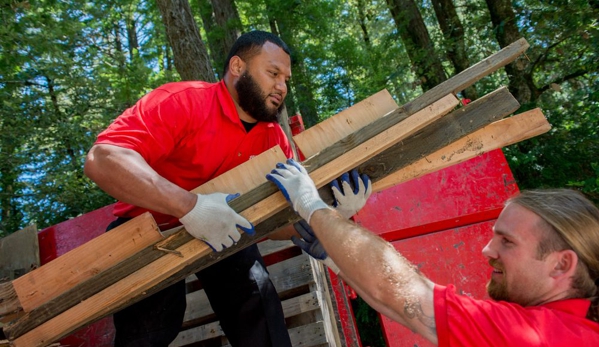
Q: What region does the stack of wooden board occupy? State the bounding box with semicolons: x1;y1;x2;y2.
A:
0;38;552;347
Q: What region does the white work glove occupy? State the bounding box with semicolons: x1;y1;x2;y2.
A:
331;169;372;219
179;192;255;252
266;159;330;223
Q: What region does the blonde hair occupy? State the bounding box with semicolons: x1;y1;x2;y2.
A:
507;189;599;321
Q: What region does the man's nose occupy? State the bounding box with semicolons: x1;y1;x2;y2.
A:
481;239;496;259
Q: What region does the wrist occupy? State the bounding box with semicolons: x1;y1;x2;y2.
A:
322;257;340;275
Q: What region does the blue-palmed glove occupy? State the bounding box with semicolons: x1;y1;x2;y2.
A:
266;159;331;223
292;220;340;274
180;193;255;252
331;169;372;219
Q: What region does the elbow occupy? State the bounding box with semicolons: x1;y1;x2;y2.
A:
83;145;103;182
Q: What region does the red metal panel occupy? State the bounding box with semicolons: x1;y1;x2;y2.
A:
354;150;518;240
328;270;363;347
37;204;116;347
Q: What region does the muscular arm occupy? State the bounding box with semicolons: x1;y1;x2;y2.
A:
310;208;438;345
84;144;196;218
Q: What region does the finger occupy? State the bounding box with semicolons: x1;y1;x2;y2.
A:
341;179;353;198
350;170;361;194
286;158;307;175
222;235;235;248
204;240;219;252
291;235;313;254
330;183;343;207
266;174;292;202
236;218;255;236
293;220;316;242
362;173;373;198
225;193;241;203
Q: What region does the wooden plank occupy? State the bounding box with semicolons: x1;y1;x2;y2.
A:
191;146;287;195
403;38;529;115
358;87;520;184
293;89;398;158
12;213;161;313
172;299;324;347
0;225;39;282
182;253;314;324
374;108;551;191
0;282;20;322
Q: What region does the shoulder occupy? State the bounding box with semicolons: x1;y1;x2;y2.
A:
435;285;599;346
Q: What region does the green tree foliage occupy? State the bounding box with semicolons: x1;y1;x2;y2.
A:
0;0;597;231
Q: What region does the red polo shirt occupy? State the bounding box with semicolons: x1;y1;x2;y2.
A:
434;284;599;346
95;80;292;228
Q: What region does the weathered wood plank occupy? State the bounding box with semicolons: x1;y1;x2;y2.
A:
403;38;528;114
12;213;160;313
374;108;551;191
172;304;324;347
0;282;20;322
293;89;398;159
0;225;38;282
358;87;520;182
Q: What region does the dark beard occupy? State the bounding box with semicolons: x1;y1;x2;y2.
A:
486;278;510;302
235;71;283;122
486;259;510;301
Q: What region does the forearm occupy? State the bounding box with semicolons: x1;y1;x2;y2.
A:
310;208;438;344
84;144;195;218
268;223;299;240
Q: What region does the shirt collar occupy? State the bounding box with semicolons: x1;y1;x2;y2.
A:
542;298;591;317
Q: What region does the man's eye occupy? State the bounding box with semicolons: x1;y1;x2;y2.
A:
501;238;512;245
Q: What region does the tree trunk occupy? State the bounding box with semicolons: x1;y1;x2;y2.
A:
210;0;242;74
485;0;537;103
431;0;477;100
385;0;446;91
357;0;371;47
156;0;215;81
197;0;226;78
126;12;139;61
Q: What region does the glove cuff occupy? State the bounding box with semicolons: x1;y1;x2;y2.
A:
295;196;329;223
322;257;340;275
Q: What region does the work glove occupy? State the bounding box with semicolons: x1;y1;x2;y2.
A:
292;220;340;274
331;169;372;219
179;193;255;252
266;159;330;223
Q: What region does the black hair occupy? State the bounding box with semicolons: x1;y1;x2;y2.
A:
222;30;291;77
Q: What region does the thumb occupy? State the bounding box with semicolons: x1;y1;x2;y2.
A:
291;235;312;254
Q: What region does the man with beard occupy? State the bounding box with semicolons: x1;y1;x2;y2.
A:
84;31;319;347
267;159;599;346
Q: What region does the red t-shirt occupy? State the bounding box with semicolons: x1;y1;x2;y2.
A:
434;284;599;346
95;80;292;228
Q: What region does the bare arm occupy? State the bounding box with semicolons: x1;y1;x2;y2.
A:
84;144;196;218
311;209;438;345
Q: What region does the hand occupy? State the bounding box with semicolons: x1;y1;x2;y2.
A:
266;159;330;223
179;193;254;252
292;220;340;274
331;170;372;219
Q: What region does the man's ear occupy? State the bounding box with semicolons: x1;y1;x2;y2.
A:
550;249;578;278
228;56;245;77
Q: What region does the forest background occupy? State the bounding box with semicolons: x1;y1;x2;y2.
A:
1;0;598;344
